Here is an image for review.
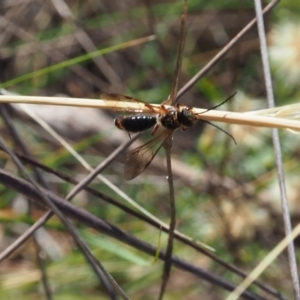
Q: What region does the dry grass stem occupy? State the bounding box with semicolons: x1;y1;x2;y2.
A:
1;95;300;131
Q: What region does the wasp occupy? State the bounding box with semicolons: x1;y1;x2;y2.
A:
104;0;234;180
103;0;192;180
110;94;234;180
109;94;197;179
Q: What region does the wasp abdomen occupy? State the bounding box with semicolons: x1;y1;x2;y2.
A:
114;115;157;133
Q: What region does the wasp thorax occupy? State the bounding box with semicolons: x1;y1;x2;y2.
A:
158;106;197;130
178;107;197;127
159;110;180;130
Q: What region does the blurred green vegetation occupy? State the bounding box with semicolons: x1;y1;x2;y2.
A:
1;0;300;299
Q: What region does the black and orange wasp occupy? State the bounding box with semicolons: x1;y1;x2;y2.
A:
112;96;199;180
102;0;234;180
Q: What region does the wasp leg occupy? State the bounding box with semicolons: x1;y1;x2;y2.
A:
151;123;160;135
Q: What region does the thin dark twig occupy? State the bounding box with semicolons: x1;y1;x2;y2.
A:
0;105;52;299
159;1;187;298
66;133;139;200
253;0;300;299
0;169;269;300
0;135;128;300
165;0;187;106
177;0;279;101
158;138;177;300
0;134;138;262
0;134;137;263
32;237;52;300
0;105;49;188
0;148;285;299
0;133;138;299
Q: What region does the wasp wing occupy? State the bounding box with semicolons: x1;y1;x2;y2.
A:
124;130;173;180
100;93;146;103
100;93;160;113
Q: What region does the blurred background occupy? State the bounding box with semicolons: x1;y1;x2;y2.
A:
0;0;300;299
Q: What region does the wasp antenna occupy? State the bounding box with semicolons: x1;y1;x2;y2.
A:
202;91;237;113
203;120;237;145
